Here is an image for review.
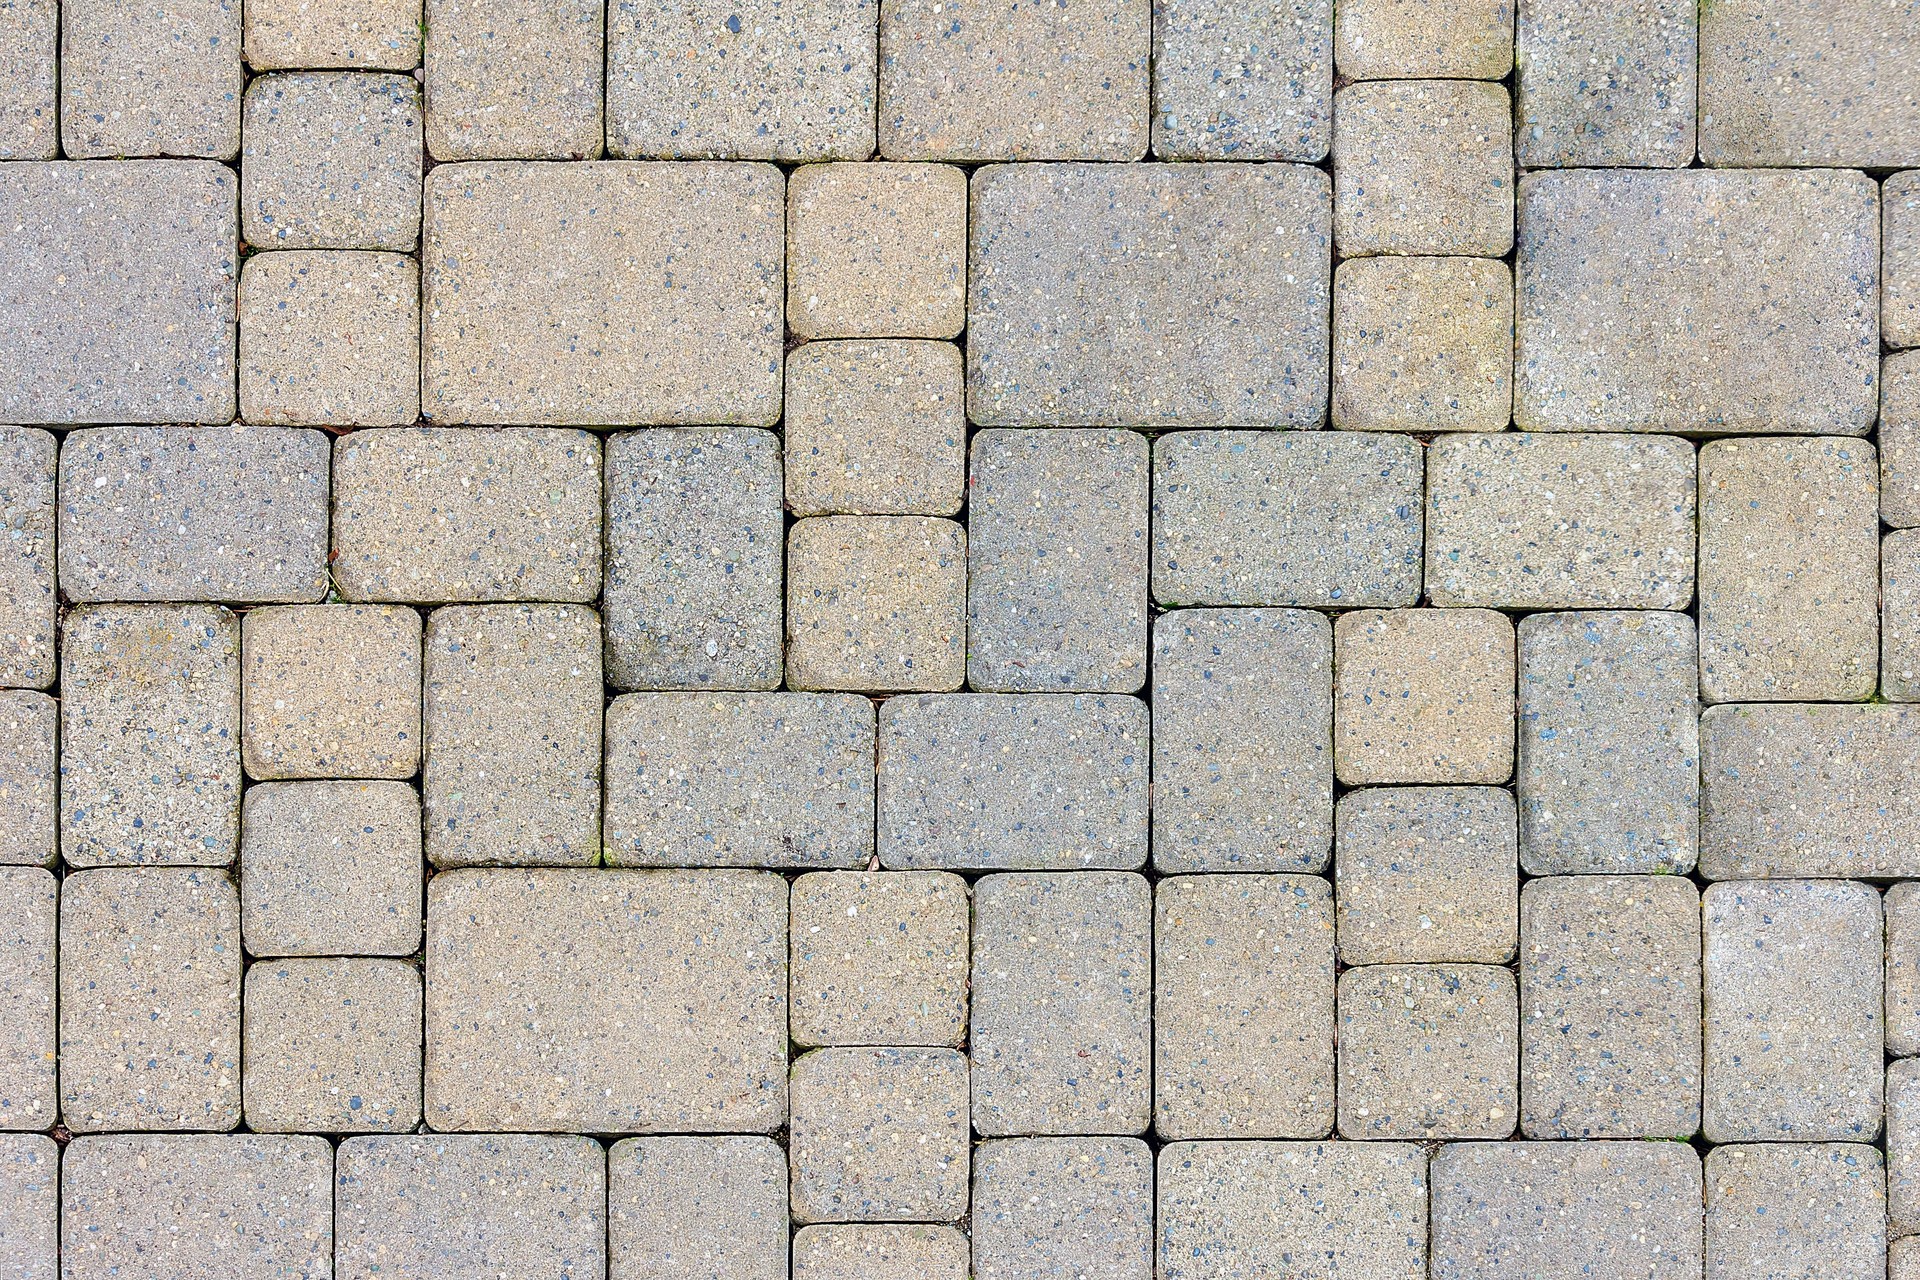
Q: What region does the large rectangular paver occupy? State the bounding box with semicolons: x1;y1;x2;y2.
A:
1706;1143;1886;1280
59;0;242;158
610;1136;787;1280
422;0;602;159
0;868;54;1131
0;428;54;689
0;692;56;867
1151;0;1330;161
0;1135;54;1280
1515;0;1696;167
974;1137;1152;1280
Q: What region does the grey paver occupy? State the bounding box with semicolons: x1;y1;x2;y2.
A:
1515;0;1696;167
0;1135;55;1280
60;605;241;868
423;162;781;424
786;164;966;341
242;605;422;781
1337;964;1518;1140
1900;1238;1920;1280
239;250;421;427
1154;875;1335;1140
609;1136;788;1280
1515;169;1880;433
786;516;967;693
790;870;969;1048
1703;879;1883;1144
1332;81;1513;258
968;429;1149;693
1886;354;1920;527
240;780;423;958
971;871;1151;1136
968;163;1330;428
793;1225;969;1280
243;957;422;1133
789;1046;970;1222
1892;172;1919;349
1706;1143;1886;1280
0;0;55;159
1335;787;1517;967
1889;531;1920;701
244;0;423;69
1334;608;1515;787
1332;257;1512;433
0;692;55;867
1891;883;1920;1057
0;427;54;690
242;72;423;250
784;340;966;516
1519;875;1702;1141
1151;0;1331;161
1893;1060;1920;1235
334;427;603;603
59;869;241;1132
425;868;787;1132
1151;431;1423;608
878;693;1148;871
422;0;602;159
604;693;874;869
605;428;783;690
423;604;602;868
59;0;241;158
1334;0;1511;78
973;1137;1153;1280
0;868;54;1131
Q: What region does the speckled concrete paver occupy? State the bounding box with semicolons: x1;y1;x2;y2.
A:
1332;257;1512;433
786;164;967;339
1333;80;1514;258
242;956;422;1133
1335;0;1511;79
0;1134;55;1280
784;340;965;516
787;516;967;692
0;427;54;690
788;1046;970;1222
241;71;422;250
789;870;969;1047
243;0;422;70
242;604;421;781
238;250;421;427
0;692;56;868
59;0;243;160
1337;963;1518;1141
239;780;423;957
0;868;55;1132
1706;1143;1886;1280
1335;786;1517;967
792;1224;970;1280
974;1137;1153;1280
1334;608;1515;787
609;1136;788;1280
1516;0;1696;167
1151;0;1330;161
0;1;55;160
422;0;603;159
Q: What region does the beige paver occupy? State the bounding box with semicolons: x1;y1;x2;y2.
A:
0;0;55;159
1332;257;1512;433
1151;0;1331;161
1516;0;1696;167
1333;608;1515;787
240;780;423;958
0;1135;55;1280
244;0;423;70
1332;80;1513;258
0;868;54;1131
0;693;55;868
1887;530;1920;701
1334;0;1512;79
0;428;54;690
610;1136;788;1280
242;605;422;781
238;250;421;428
784;340;966;516
243;957;422;1133
790;870;969;1047
786;516;967;693
786;164;966;340
1885;353;1920;527
1335;786;1518;967
60;0;241;158
423;0;603;159
241;71;423;250
974;1137;1153;1280
1706;1143;1886;1280
1337;963;1518;1141
1891;171;1919;350
788;1047;970;1222
793;1225;969;1280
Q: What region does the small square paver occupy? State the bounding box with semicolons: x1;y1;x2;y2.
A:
0;692;56;867
334;427;603;603
1333;81;1513;258
244;0;423;69
1154;875;1335;1140
0;1135;55;1280
972;1137;1153;1280
972;872;1151;1136
1332;257;1512;433
1334;0;1512;79
242;72;422;250
1334;608;1516;787
59;869;241;1132
0;868;54;1131
0;427;54;689
60;605;240;868
1885;353;1920;527
423;0;602;158
1703;879;1883;1144
787;516;967;692
1893;1061;1920;1236
60;0;242;158
790;870;969;1047
1337;964;1518;1140
423;604;602;868
609;1136;788;1280
1891;171;1919;350
0;0;55;159
1151;0;1331;161
968;429;1149;692
1901;1238;1920;1280
786;164;964;340
243;957;422;1133
238;250;421;427
1515;0;1696;167
1706;1143;1886;1280
793;1225;969;1280
1699;436;1879;703
784;340;965;516
878;693;1148;871
240;780;423;958
242;604;422;781
789;1047;970;1222
1520;875;1702;1141
1151;431;1423;608
1335;786;1517;967
1889;531;1920;700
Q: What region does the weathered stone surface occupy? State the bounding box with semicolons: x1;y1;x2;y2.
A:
1515;0;1696;167
1706;1143;1886;1280
0;428;54;690
242;72;422;250
243;957;422;1133
1334;0;1511;78
423;0;602;159
244;0;423;70
1333;81;1513;258
0;693;55;867
973;1137;1153;1280
1334;608;1515;787
1516;169;1880;433
1892;171;1919;350
1335;787;1517;966
240;781;422;958
1884;354;1920;527
784;340;965;516
239;250;421;427
1899;1237;1920;1280
0;868;54;1131
242;605;421;781
425;868;787;1132
0;0;55;159
789;1046;969;1222
0;1134;55;1280
1890;883;1920;1057
1155;874;1334;1139
787;516;966;693
790;870;968;1047
1151;0;1330;160
1892;1060;1920;1235
793;1225;969;1280
787;164;965;340
1337;964;1517;1140
968;163;1330;427
609;1136;788;1280
878;693;1148;871
60;0;241;158
1333;258;1512;433
1890;531;1920;701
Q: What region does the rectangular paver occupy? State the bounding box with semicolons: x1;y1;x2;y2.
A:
1706;1143;1886;1280
1890;531;1920;700
1515;0;1696;167
1334;0;1511;78
243;957;422;1133
0;1135;55;1280
974;1138;1153;1280
1335;786;1517;967
0;0;55;159
1151;0;1330;161
1892;171;1919;350
1885;353;1920;527
1891;883;1920;1058
0;692;56;867
784;340;965;515
240;781;422;958
59;0;241;158
243;0;423;69
1893;1060;1920;1236
610;1136;788;1280
793;1225;969;1280
786;164;967;340
422;0;602;159
1338;963;1518;1141
786;516;967;692
0;427;54;689
242;604;421;781
790;870;969;1048
789;1046;969;1222
0;868;54;1131
1334;608;1515;787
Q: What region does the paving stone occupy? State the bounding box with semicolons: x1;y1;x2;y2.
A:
1334;608;1515;787
967;429;1149;693
1517;610;1700;875
789;870;968;1047
0;692;55;867
60;605;241;868
968;163;1330;427
1892;1060;1920;1235
789;1046;970;1222
239;250;422;427
1331;257;1512;433
1893;172;1919;350
1886;354;1920;528
242;604;422;781
241;72;423;250
1332;80;1514;258
1891;883;1920;1057
786;516;966;693
240;780;423;958
971;871;1151;1136
1889;532;1920;701
1335;787;1517;967
1706;1143;1886;1280
0;427;53;691
1519;875;1702;1141
0;162;237;425
0;0;55;159
61;1135;331;1280
425;868;787;1132
423;604;602;868
878;693;1148;871
334;427;603;603
1156;1140;1429;1280
422;0;602;158
1334;0;1511;78
423;162;781;423
244;0;423;69
1154;874;1335;1140
1150;431;1423;608
609;1136;788;1280
1429;1141;1703;1280
972;1137;1153;1280
604;428;783;690
793;1225;969;1280
0;1134;55;1280
1702;879;1883;1144
784;340;965;516
243;957;422;1133
1150;0;1331;161
1337;963;1517;1140
58;869;241;1132
1515;0;1696;167
1515;169;1880;433
59;0;241;158
1900;1238;1920;1280
0;868;54;1131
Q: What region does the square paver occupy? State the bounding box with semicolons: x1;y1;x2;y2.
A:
60;0;241;158
243;957;422;1133
878;693;1148;871
793;1225;969;1280
790;870;969;1047
1519;875;1702;1141
1892;171;1919;350
1154;875;1335;1140
968;429;1149;693
1332;258;1512;433
0;868;54;1131
786;163;965;340
1151;0;1331;161
1334;608;1515;787
1515;0;1696;167
786;516;967;692
1892;883;1920;1058
0;1135;55;1280
1334;0;1511;78
239;250;421;427
59;869;241;1132
1337;964;1518;1140
1901;1238;1920;1280
973;1137;1153;1280
789;1047;969;1222
1889;531;1920;700
0;0;55;159
968;163;1330;427
423;0;602;158
240;780;423;958
242;604;422;781
425;868;788;1132
0;692;55;867
784;340;965;516
0;427;54;689
423;604;602;868
1707;1143;1886;1280
244;0;423;69
1332;81;1513;258
609;1136;788;1280
971;872;1151;1136
1335;787;1517;967
1885;354;1920;527
1894;1061;1920;1236
242;72;423;250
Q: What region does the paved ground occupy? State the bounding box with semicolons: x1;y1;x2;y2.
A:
0;0;1918;1276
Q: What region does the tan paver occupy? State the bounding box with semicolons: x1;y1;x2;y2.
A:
242;605;422;782
240;781;423;958
1332;80;1513;258
789;1046;970;1222
1706;1144;1886;1280
1151;0;1331;161
239;251;421;427
786;516;967;693
784;340;966;516
1337;963;1518;1141
1334;0;1512;79
974;1139;1152;1280
790;870;969;1048
242;957;423;1133
0;0;55;159
244;0;423;70
793;1225;969;1280
1515;0;1696;167
0;868;54;1132
0;1135;55;1280
786;164;965;340
609;1136;788;1280
1885;353;1920;527
60;0;241;159
0;428;54;690
1333;608;1515;787
241;72;423;250
1332;257;1512;433
1335;786;1518;967
0;693;56;868
1891;171;1920;350
423;0;603;159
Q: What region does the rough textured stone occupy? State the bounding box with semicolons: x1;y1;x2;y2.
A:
1334;608;1515;787
1334;0;1512;78
242;605;421;781
425;868;787;1132
793;1225;969;1280
1151;0;1330;160
1892;1061;1920;1236
1706;1143;1886;1280
1515;0;1696;167
60;0;241;158
1520;875;1702;1140
878;693;1148;871
1155;875;1335;1140
239;250;421;427
1337;964;1517;1140
242;72;422;250
0;428;54;690
1151;432;1422;608
0;0;55;159
0;868;54;1131
423;0;602;159
244;0;423;69
609;1136;788;1280
790;870;969;1047
0;1135;55;1280
240;780;423;958
1892;171;1919;350
972;872;1151;1136
968;429;1149;692
1889;531;1920;701
1335;787;1518;966
243;957;422;1133
1332;258;1512;433
786;516;966;693
1891;883;1920;1057
59;869;241;1132
968;163;1330;427
0;692;55;867
1703;879;1883;1144
1515;169;1880;433
1899;1238;1920;1280
789;1046;969;1222
788;165;965;338
972;1137;1153;1280
1333;81;1513;258
423;163;780;423
1884;354;1920;527
784;340;965;516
